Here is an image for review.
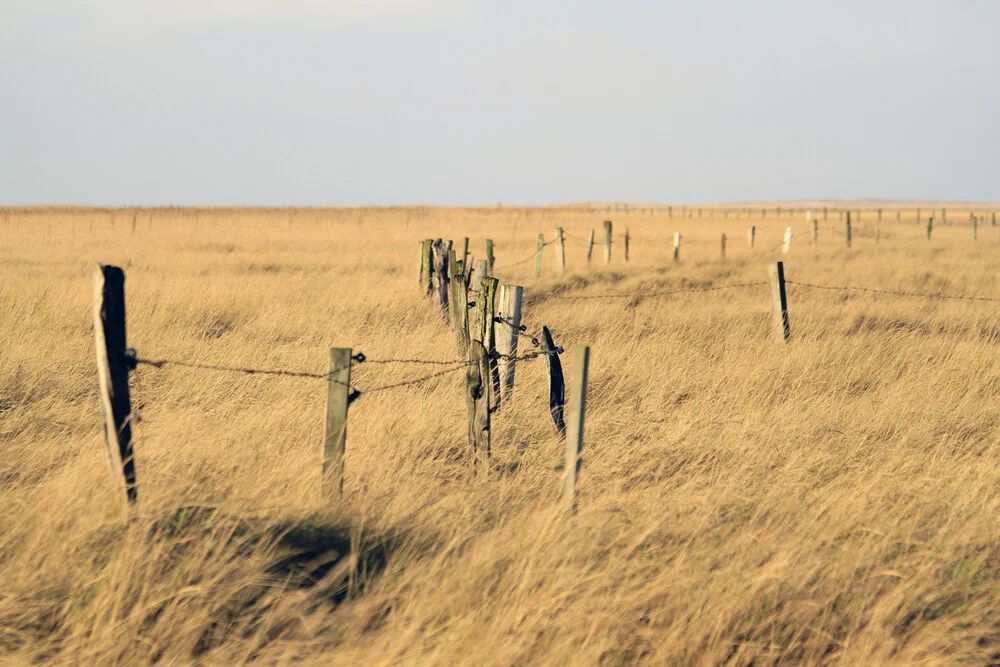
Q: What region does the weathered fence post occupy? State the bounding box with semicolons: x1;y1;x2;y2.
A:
748;226;756;249
942;208;947;225
323;347;352;499
603;220;613;264
476;276;501;404
673;232;681;263
461;237;470;269
624;228;630;261
466;340;491;476
782;226;792;254
720;233;727;260
93;265;138;506
496;284;523;403
432;240;451;319
973;215;979;241
812;220;819;246
449;250;470;355
767;262;790;343
993;212;997;228
562;346;589;513
586;229;595;263
927;216;934;241
485;239;495;275
541;326;565;435
535;233;544;278
845;212;852;249
896;210;901;223
555;227;566;273
419;239;433;295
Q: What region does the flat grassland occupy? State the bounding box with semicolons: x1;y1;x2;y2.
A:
4;205;1000;664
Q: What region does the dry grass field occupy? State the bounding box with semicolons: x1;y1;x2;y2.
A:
5;204;1000;664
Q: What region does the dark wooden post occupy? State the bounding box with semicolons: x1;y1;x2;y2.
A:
586;229;595;263
845;211;852;249
541;326;566;435
767;262;790;343
419;239;433;295
466;340;491;475
624;228;630;261
720;233;726;260
927;216;934;241
748;226;756;249
323;348;351;499
93;265;138;505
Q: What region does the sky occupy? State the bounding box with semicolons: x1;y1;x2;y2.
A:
1;1;998;206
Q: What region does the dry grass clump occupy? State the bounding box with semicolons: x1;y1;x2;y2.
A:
3;205;1000;664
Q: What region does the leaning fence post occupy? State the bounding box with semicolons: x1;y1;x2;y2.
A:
586;229;595;263
449;250;470;355
603;220;613;264
624;228;630;261
496;284;524;403
720;233;727;260
767;262;790;343
562;346;589;512
782;227;792;254
466;340;491;476
535;233;544;278
555;227;566;273
748;226;756;249
541;326;566;435
845;212;852;249
673;232;681;263
323;347;352;499
93;264;138;506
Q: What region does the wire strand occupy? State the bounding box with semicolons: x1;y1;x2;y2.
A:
785;281;1000;304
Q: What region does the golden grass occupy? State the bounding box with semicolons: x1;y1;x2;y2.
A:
3;205;1000;664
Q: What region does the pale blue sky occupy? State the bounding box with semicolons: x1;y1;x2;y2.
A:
1;1;997;205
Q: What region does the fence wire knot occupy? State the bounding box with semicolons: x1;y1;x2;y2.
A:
351;353;366;364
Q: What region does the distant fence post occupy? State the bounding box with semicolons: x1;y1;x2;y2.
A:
535;233;544;278
555;227;566;273
323;347;352;499
485;239;495;275
927;216;934;241
973;215;979;241
942;208;947;225
449;250;470;355
419;239;433;295
93;264;138;506
720;233;727;260
541;326;566;435
878;209;883;223
845;212;852;249
603;220;613;264
767;262;790;343
747;225;756;249
586;229;595;263
466;340;491;476
812;220;819;246
562;346;589;513
917;208;921;224
673;232;681;263
896;210;901;223
993;212;997;228
782;227;792;254
496;284;523;403
624;228;630;261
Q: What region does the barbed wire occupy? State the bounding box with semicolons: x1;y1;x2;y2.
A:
785;280;1000;304
494;240;555;270
494;317;542;347
542;281;767;300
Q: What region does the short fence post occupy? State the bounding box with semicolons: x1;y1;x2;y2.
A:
477;276;501;405
812;220;819;246
432;240;451;320
586;229;595;263
927;216;934;241
673;232;681;263
748;226;756;249
419;239;433;295
541;326;565;435
782;227;792;254
624;228;630;261
845;212;852;249
561;346;589;512
485;239;495;275
93;264;138;506
535;233;544;278
466;340;491;476
720;233;727;260
496;284;523;403
323;348;352;499
767;262;790;343
555;227;566;273
449;250;470;355
603;220;613;264
973;215;979;241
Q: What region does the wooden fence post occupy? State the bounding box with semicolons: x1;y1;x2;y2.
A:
555;227;566;273
878;208;883;223
973;215;979;241
477;276;501;405
812;220;819;246
927;216;934;241
845;212;852;249
466;340;491;476
824;206;828;221
993;212;997;228
586;229;595;263
896;210;901;223
93;265;138;505
673;232;681;263
496;285;523;403
875;218;881;245
720;233;727;260
624;228;630;261
748;226;756;249
782;226;792;254
767;262;790;343
485;239;495;275
432;240;451;319
541;326;565;435
942;208;947;225
323;347;352;499
603;220;613;264
419;239;433;295
449;250;470;355
917;208;921;225
462;237;470;269
535;233;544;278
